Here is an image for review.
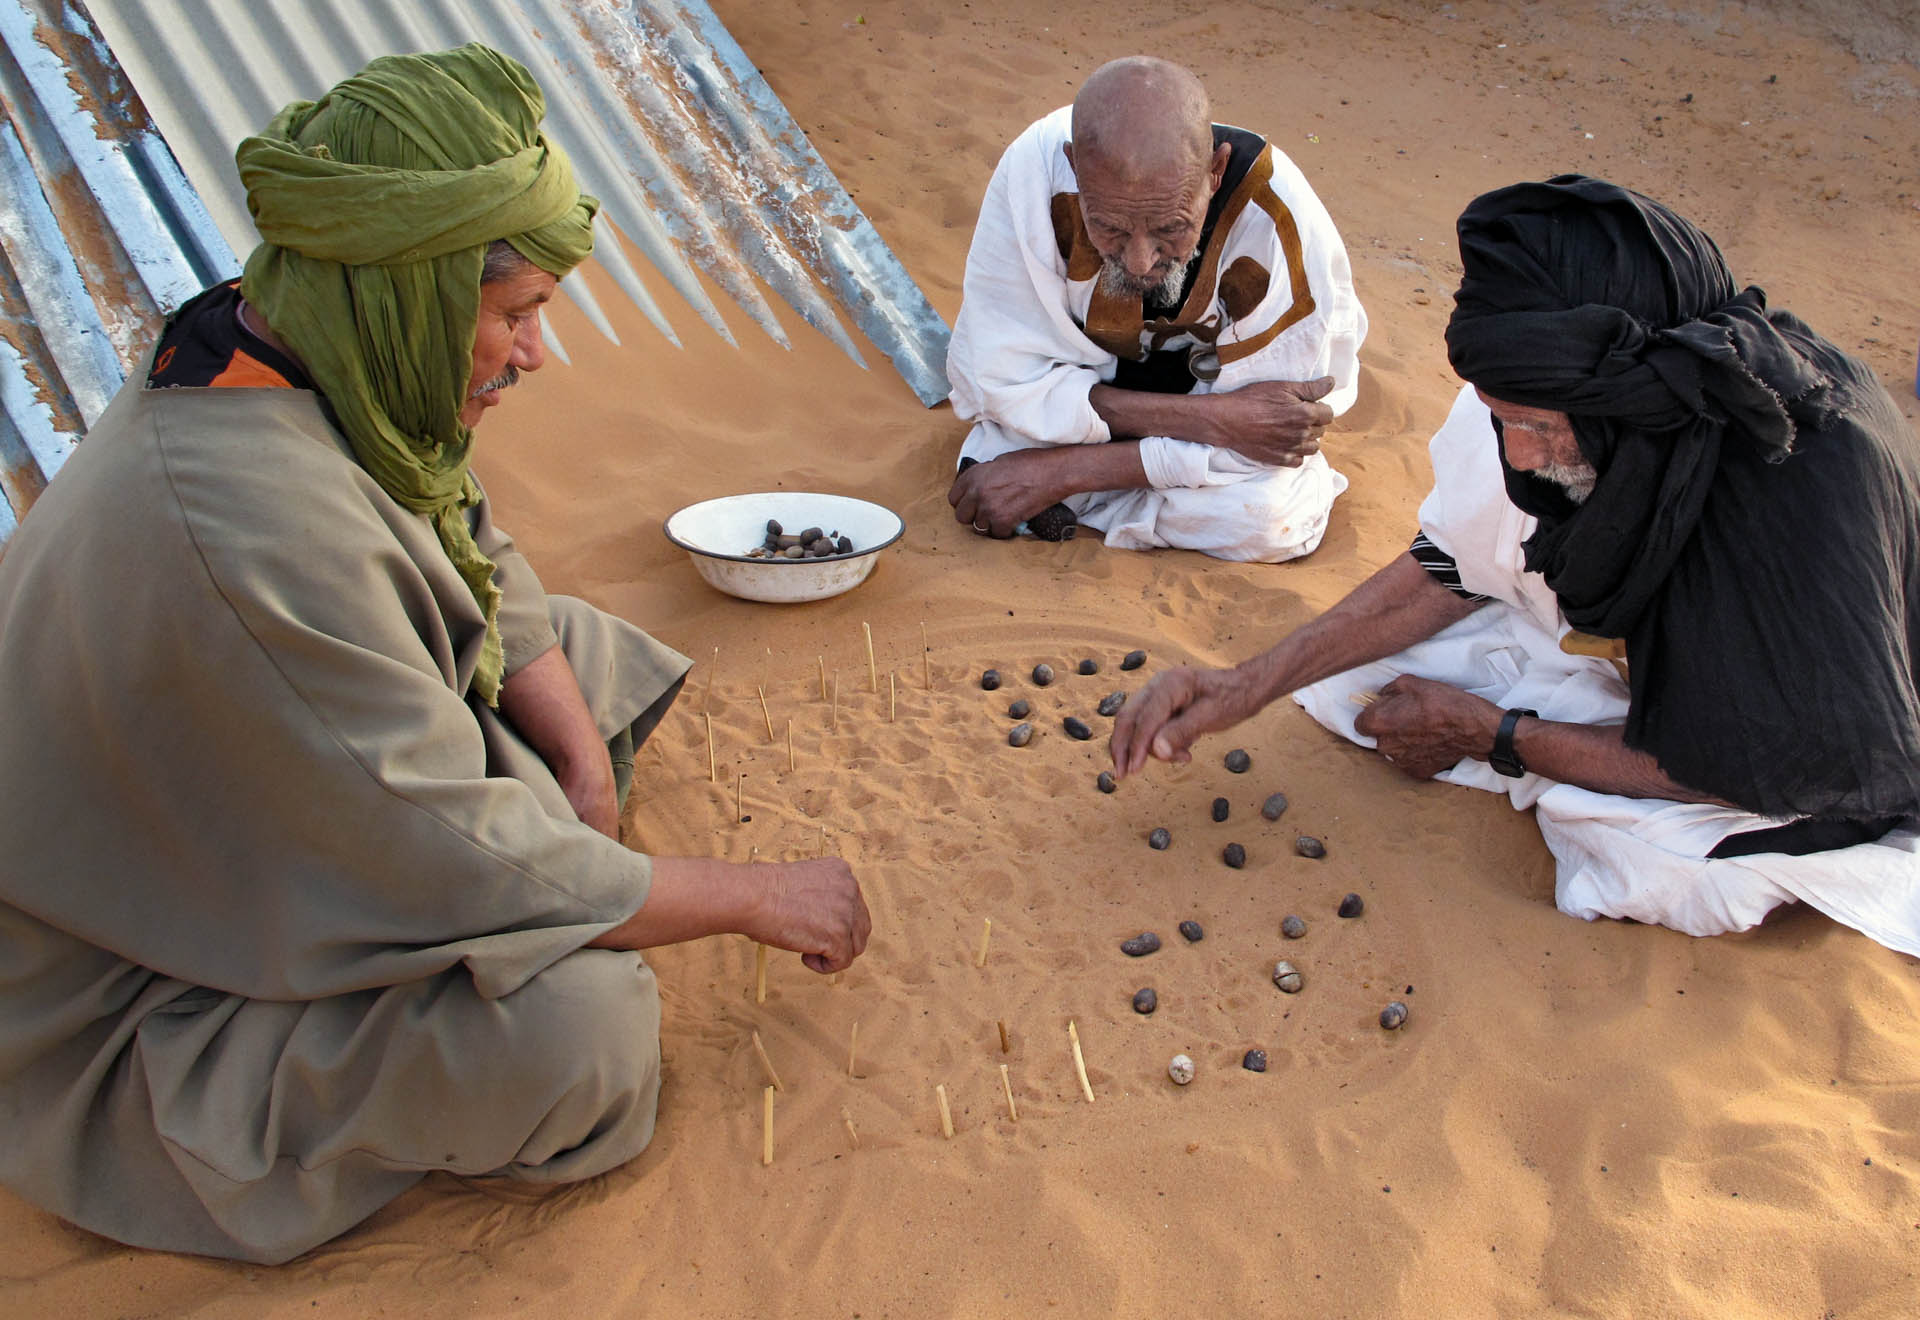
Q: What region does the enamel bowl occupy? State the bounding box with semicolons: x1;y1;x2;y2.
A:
663;492;905;603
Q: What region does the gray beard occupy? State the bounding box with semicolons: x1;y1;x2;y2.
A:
1097;251;1195;305
1538;460;1597;504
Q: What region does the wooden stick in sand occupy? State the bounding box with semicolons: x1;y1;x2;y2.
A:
1350;689;1379;707
758;685;775;741
999;1063;1019;1122
786;718;795;773
831;673;839;731
761;1086;774;1166
997;1020;1010;1054
862;622;877;692
818;824;827;857
888;672;897;723
818;655;827;701
706;713;716;784
935;1083;954;1139
751;1029;785;1092
754;942;768;1004
841;1105;860;1150
922;622;931;690
703;646;719;711
846;1020;859;1078
735;772;745;825
1068;1020;1095;1103
975;917;993;968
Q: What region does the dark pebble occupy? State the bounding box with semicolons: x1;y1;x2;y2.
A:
1096;770;1117;794
1063;716;1093;740
1272;960;1303;994
1120;650;1147;671
1297;835;1327;860
777;534;800;549
798;526;824;544
1222;842;1246;869
1337;892;1365;918
1077;658;1099;676
1379;1001;1409;1030
1132;987;1158;1014
1097;691;1126;717
836;535;853;554
1281;914;1307;939
1007;699;1031;719
981;669;1001;691
1121;932;1162;957
766;519;783;536
1224;748;1251;774
1008;722;1034;748
1242;1049;1268;1073
1211;796;1230;822
1031;663;1055;686
1148;827;1172;850
1178;919;1204;943
782;545;805;559
1260;792;1289;821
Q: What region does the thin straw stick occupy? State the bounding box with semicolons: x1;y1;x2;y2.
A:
889;672;897;723
841;1105;860;1150
706;713;716;784
975;917;993;968
1350;690;1379;707
831;673;839;731
922;622;931;690
735;772;745;825
935;1083;954;1139
1000;1063;1019;1122
997;1020;1010;1054
786;719;795;773
1068;1020;1095;1103
754;942;768;1004
761;1086;774;1165
818;655;827;701
818;824;827;857
751;1029;785;1092
704;646;719;711
846;1020;860;1077
863;622;877;692
758;685;775;741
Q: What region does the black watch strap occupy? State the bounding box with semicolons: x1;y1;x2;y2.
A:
1490;707;1537;778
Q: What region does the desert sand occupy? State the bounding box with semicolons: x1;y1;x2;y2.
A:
5;1;1919;1316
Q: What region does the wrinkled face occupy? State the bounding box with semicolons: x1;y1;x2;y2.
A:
462;264;558;429
1072;147;1222;300
1476;387;1597;502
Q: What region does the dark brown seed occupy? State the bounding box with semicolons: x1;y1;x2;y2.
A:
1242;1049;1268;1073
1211;797;1230;822
1148;827;1172;850
1008;722;1034;748
981;669;1001;691
1224;748;1251;774
1121;932;1162;957
1297;835;1327;860
1260;792;1289;821
766;519;783;536
1063;716;1092;740
1281;914;1307;939
777;533;800;549
1272;960;1303;993
782;545;805;559
1097;691;1126;717
1032;663;1055;686
1379;1001;1409;1030
1096;770;1117;794
798;526;824;544
808;537;836;555
1132;987;1158;1014
835;535;853;554
1337;892;1364;918
1077;658;1098;676
1120;650;1147;670
1007;699;1031;719
1222;843;1246;869
1178;919;1204;942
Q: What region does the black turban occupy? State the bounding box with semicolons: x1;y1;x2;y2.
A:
1445;175;1920;821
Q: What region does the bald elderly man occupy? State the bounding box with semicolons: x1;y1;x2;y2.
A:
0;46;867;1262
946;56;1367;561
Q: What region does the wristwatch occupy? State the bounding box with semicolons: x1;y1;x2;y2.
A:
1489;707;1537;778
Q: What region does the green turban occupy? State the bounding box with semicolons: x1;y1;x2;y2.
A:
236;43;598;706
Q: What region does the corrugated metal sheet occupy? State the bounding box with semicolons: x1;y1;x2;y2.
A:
1;0;951;547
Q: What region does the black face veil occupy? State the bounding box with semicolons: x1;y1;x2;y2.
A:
1443;175;1920;821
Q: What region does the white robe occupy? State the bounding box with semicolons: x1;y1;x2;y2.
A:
1295;385;1920;954
946;107;1366;562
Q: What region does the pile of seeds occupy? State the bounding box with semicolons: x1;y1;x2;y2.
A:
744;518;854;559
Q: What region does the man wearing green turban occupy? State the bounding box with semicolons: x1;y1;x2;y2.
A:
0;45;868;1263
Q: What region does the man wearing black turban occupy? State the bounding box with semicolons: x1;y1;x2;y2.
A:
1111;176;1920;951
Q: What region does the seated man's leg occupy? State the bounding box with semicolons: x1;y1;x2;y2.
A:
1081;454;1350;562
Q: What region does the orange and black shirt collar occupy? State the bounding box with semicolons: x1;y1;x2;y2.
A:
146;280;315;392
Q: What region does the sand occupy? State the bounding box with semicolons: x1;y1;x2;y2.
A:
6;1;1920;1316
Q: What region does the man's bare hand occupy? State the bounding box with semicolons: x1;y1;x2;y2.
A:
1110;665;1265;779
1204;377;1337;467
744;858;872;974
1353;675;1503;778
947;450;1066;537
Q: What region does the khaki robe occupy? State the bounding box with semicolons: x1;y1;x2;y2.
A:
0;374;689;1263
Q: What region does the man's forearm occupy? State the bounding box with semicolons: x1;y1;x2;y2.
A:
1238;553;1482;705
498;643;616;831
1506;716;1732;805
1091;383;1216;445
587;856;754;950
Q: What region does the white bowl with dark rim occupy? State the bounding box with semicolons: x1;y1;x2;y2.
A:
663;492;905;603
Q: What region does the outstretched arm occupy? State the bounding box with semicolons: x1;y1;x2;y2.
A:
1110;553;1480;777
587;856;872;974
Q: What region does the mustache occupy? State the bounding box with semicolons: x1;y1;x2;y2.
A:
469;364;520;399
1097;251;1195;304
